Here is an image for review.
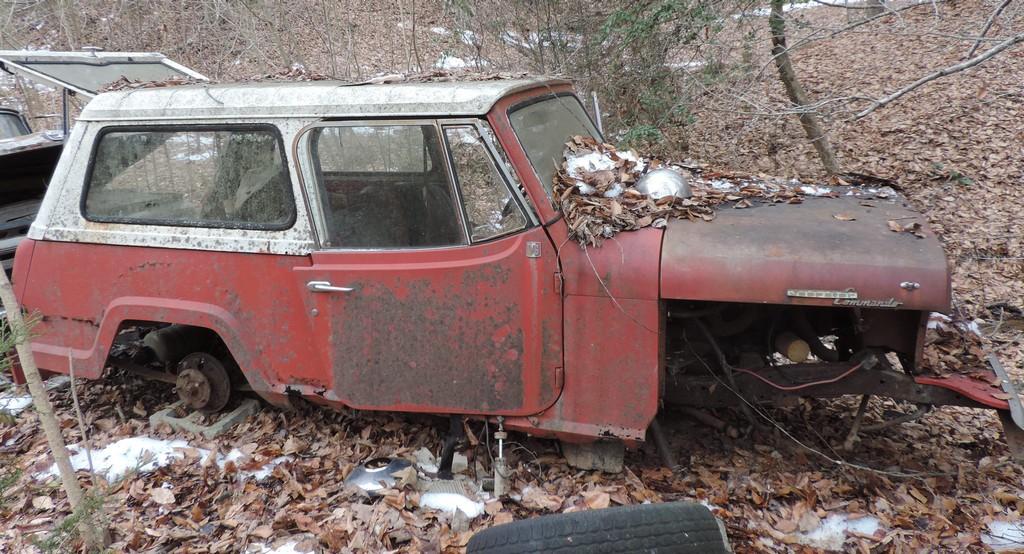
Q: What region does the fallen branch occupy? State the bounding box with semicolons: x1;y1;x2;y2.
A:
967;0;1013;58
856;31;1024;118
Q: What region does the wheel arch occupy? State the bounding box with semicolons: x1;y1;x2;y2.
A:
91;297;281;405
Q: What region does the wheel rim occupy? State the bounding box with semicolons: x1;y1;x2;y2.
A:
174;352;230;413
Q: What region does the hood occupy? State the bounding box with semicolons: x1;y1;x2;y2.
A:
660;196;951;312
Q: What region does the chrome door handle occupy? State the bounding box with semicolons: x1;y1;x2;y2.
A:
306;280;354;293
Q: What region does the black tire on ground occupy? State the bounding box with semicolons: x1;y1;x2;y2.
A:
466;501;731;554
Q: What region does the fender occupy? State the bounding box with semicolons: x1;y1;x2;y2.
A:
30;296;287;407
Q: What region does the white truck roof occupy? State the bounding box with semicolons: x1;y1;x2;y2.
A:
78;78;569;122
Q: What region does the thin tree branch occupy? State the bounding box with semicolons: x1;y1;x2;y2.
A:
811;0;885;9
856;31;1024;118
967;0;1012;58
757;0;945;79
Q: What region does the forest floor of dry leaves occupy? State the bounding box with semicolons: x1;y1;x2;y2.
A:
1;0;1023;552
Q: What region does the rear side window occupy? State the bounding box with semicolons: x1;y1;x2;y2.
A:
84;126;294;229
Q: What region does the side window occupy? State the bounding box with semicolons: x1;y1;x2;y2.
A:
444;126;527;242
309;124;466;248
84;126;293;228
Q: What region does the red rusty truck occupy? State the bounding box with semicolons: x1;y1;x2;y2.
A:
9;77;1022;469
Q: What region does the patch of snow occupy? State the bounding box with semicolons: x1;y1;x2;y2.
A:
709;179;739;191
420;492;485;518
735;0;835;18
0;393;33;414
699;499;721;511
603;183;625;198
434;54;468;70
247;541;305;554
928;312;983;336
799;184;834;196
793;513;880;551
618;150;646;173
173;151;215;162
666;60;706;71
459;30;478;46
500;31;531;49
735;0;930;18
38;437;193;482
46;376;70;390
499;30;580;50
983;521;1024;552
36;436;291;483
430;26;449;36
565;151;618;176
413;447;467;475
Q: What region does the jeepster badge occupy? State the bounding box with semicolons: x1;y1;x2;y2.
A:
786;288;903;308
786;288;858;300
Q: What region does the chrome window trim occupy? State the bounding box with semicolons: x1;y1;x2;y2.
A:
440;122;534;244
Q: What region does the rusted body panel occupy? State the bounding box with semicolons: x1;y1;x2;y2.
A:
504;294;661;442
17;239;314;407
661;197;951;312
296;227;562;416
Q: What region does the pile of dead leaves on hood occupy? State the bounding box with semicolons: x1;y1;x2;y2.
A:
554;136;861;247
2;369;1023;553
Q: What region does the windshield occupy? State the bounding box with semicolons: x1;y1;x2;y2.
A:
508;95;599;205
0;112;29;139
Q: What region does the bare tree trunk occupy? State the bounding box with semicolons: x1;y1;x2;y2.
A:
769;0;841;175
0;271;109;550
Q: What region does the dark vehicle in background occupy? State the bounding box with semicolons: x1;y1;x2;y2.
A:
0;106;63;273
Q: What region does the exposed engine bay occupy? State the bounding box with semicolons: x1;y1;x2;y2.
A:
663;300;927;408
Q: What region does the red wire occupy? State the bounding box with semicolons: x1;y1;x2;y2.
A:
732;361;864;391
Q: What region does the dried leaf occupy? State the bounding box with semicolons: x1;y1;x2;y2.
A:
150;487;175;505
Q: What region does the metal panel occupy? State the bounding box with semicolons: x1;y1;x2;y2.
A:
661;196;951;311
19;240;316;409
0;50;208;97
77;79;570;121
296;228;563;416
504;294;661;442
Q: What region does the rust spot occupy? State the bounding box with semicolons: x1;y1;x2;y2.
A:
330;268;524;412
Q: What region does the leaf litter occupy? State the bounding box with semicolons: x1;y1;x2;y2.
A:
554;136;903;247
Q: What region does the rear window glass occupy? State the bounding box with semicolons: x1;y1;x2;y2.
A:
84;127;294;229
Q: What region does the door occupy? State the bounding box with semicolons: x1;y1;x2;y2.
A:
295;120;562;415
